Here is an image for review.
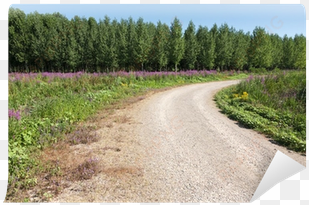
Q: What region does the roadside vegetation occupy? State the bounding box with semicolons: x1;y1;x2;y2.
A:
7;70;247;202
215;70;306;153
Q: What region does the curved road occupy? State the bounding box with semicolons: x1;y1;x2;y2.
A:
54;80;305;203
135;80;305;202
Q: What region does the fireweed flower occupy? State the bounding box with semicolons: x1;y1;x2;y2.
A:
246;75;254;82
9;109;21;120
261;77;265;85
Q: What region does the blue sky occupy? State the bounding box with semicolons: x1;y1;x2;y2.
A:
10;4;305;38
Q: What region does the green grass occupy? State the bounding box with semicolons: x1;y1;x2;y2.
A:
7;70;248;200
215;70;306;153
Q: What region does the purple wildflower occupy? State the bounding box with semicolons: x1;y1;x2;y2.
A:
246;75;254;83
261;77;265;84
9;109;21;120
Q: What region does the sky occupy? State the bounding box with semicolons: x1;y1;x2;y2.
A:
10;4;306;38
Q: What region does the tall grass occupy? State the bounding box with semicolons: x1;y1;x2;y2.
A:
215;70;306;152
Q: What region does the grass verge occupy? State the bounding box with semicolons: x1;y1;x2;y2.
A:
215;70;306;153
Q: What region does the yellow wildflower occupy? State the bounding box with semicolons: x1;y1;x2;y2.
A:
232;94;239;98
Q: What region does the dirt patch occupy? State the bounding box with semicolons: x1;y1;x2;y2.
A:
25;92;156;202
103;167;143;177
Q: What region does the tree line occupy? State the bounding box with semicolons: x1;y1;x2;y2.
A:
9;8;306;73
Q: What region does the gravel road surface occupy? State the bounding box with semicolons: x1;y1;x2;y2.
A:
54;80;305;203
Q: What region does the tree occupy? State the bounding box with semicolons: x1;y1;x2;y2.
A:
152;21;169;71
248;27;272;69
135;17;150;71
282;35;295;69
210;23;218;68
9;8;28;72
72;16;88;71
99;16;118;72
215;23;234;70
169;17;184;72
231;30;250;70
269;34;283;69
126;17;138;70
145;22;157;70
293;34;306;69
183;21;198;70
27;12;47;72
116;19;128;70
84;17;99;71
41;14;58;72
196;26;215;70
63;20;78;72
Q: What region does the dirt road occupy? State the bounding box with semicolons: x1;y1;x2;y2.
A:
54;80;305;203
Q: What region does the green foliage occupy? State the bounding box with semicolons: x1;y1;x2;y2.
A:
152;21;169;71
215;23;234;70
115;19;128;69
270;34;283;69
9;9;306;72
215;70;306;152
9;8;28;72
293;34;306;69
183;21;198;69
248;27;272;68
231;30;250;70
196;26;215;70
135;17;150;71
282;35;295;69
169;17;185;72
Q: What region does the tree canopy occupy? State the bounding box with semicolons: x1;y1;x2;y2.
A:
9;8;306;72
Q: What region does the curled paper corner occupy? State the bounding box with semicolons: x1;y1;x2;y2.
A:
250;150;305;202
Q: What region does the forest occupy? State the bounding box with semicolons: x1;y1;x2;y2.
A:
9;8;306;73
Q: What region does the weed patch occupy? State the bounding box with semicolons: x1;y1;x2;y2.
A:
71;157;100;181
67;127;100;145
